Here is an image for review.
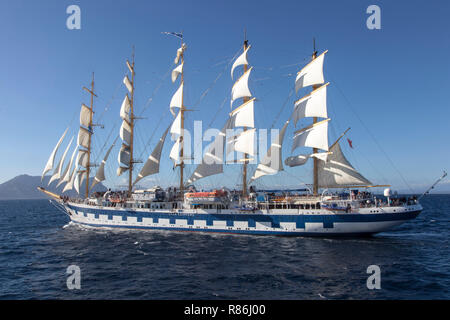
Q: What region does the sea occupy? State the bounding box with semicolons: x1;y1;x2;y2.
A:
0;195;448;300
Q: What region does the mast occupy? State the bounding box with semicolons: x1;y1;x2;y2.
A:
83;72;96;199
312;39;319;195
242;35;249;198
179;37;185;194
128;48;135;198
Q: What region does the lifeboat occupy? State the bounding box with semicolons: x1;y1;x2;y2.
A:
185;190;228;204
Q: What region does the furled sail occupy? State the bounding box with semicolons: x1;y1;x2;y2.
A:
231;45;251;79
134;124;171;185
41;128;69;180
292;119;330;152
318;142;372;188
231;67;252;105
74;171;86;195
250;120;289;182
227;128;256;156
91;141;116;190
295;50;327;93
169;138;181;163
57;146;78;187
118;144;131;167
120;120;132;145
293;83;329;126
48;137;74;186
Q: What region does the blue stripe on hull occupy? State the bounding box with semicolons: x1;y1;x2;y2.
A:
70;219;380;237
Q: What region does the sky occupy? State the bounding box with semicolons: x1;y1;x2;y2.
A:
1;0;449;193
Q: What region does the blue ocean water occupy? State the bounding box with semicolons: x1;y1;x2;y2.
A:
0;196;448;300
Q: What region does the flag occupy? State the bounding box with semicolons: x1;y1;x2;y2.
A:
161;31;183;40
347;138;353;149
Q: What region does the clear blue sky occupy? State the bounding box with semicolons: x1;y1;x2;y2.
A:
1;0;449;193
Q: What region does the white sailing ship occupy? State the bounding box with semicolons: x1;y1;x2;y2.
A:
38;36;424;236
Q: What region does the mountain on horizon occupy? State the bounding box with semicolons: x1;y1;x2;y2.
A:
0;174;106;200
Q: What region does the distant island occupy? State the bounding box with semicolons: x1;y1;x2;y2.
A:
0;174;106;200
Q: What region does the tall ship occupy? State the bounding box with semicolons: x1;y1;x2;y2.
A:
39;35;425;236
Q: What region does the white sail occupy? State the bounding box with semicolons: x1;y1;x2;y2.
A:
187;119;230;184
48;137;74;186
134;125;171;185
318;142;372;188
169;137;181;163
120;120;132;146
170;111;182;137
77;127;91;149
231;67;252;105
41;128;69;180
57;146;78;187
77;149;89;168
80;104;92;128
229;98;255;129
120;95;131;121
118;144;131;166
74;171;86;195
174;44;186;64
123;75;133;93
231;45;251;79
117;166;128;176
227;128;256;156
293;83;328;126
292;119;330;152
172;63;183;83
284;152;330;168
91;142;115;190
295;51;327;93
169;82;183;116
62;166;76;193
250;120;289;182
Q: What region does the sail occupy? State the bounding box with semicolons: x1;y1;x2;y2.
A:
285;152;330;168
120;120;132;145
250;120;289;182
231;45;251;79
57;146;78;187
41;128;69;180
229;98;255;129
91;142;115;190
80;104;92;128
170;111;182;137
187;119;230;184
231;67;252;105
120;95;131;122
77;127;91;149
74;171;86;195
77;149;89;168
62;166;76;193
118;143;131;166
123;76;133;93
295;50;327;93
293;83;328;126
172;63;183;83
48;137;74;186
169;137;181;163
169;83;183;116
292;119;330;152
227;128;256;156
318;142;372;188
134;124;171;185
